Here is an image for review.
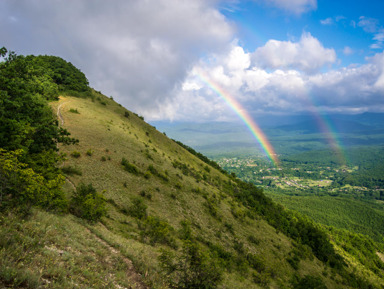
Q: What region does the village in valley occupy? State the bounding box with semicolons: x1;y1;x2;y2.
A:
214;156;377;198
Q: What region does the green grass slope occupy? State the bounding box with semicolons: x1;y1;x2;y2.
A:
2;91;383;288
52;94;303;288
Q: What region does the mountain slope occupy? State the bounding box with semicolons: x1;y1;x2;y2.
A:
1;50;383;288
47;93;382;288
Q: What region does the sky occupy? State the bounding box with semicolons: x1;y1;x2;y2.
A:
1;0;384;122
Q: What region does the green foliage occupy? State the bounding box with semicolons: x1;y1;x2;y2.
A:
173;140;228;175
231;180;344;268
0;48;79;179
86;149;93;156
328;227;384;279
121;158;140;175
71;151;81;158
139;216;176;247
69;183;107;222
293;275;327;289
148;164;169;182
0;149;67;212
125;197;147;219
61;165;82;176
69;108;80;114
179;220;193;241
246;253;266;273
204;195;221;219
159;240;222;289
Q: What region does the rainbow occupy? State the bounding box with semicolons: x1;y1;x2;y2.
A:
308;105;348;165
197;72;280;167
302;87;348;165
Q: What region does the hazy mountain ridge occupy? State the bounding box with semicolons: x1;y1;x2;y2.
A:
152;113;384;157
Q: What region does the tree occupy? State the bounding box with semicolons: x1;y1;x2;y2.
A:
0;149;67;213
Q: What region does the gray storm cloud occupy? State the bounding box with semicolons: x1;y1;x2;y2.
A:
0;0;234;117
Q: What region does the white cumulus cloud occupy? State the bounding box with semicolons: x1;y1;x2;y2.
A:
252;32;336;73
169;47;384;121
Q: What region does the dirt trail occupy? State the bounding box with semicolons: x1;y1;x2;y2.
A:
65;177;76;192
56;99;76;191
377;252;384;263
57;99;70;126
85;226;148;289
57;103;65;126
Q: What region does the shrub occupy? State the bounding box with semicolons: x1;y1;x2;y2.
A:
174;182;181;190
140;191;152;200
86;149;93;156
139;216;175;247
144;171;151;179
148;165;169;182
205;195;220;219
69;108;79;114
70;151;81;158
293;275;327;289
247;253;266;273
61;165;82;176
125;197;147;219
101;156;106;161
124;111;130;118
121;158;140;175
179;220;193;240
159;240;222;288
69;183;107;222
247;235;261;245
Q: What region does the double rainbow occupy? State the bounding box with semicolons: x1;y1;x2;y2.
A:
197;72;280;167
308;106;348;166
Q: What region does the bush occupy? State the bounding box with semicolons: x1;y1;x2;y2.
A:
69;108;79;114
125;197;147;219
70;151;81;158
159;240;222;288
293;275;327;289
86;149;93;156
148;165;168;182
121;158;140;175
247;253;266;273
140;191;152;200
139;216;175;247
69;183;107;222
61;165;82;176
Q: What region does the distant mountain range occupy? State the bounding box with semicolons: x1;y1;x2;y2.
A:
152;112;384;156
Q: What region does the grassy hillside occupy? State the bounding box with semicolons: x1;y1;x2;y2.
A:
6;93;370;288
1;51;383;288
1;91;384;288
50;94;313;288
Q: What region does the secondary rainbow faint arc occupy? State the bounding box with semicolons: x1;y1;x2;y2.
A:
197;72;280;167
